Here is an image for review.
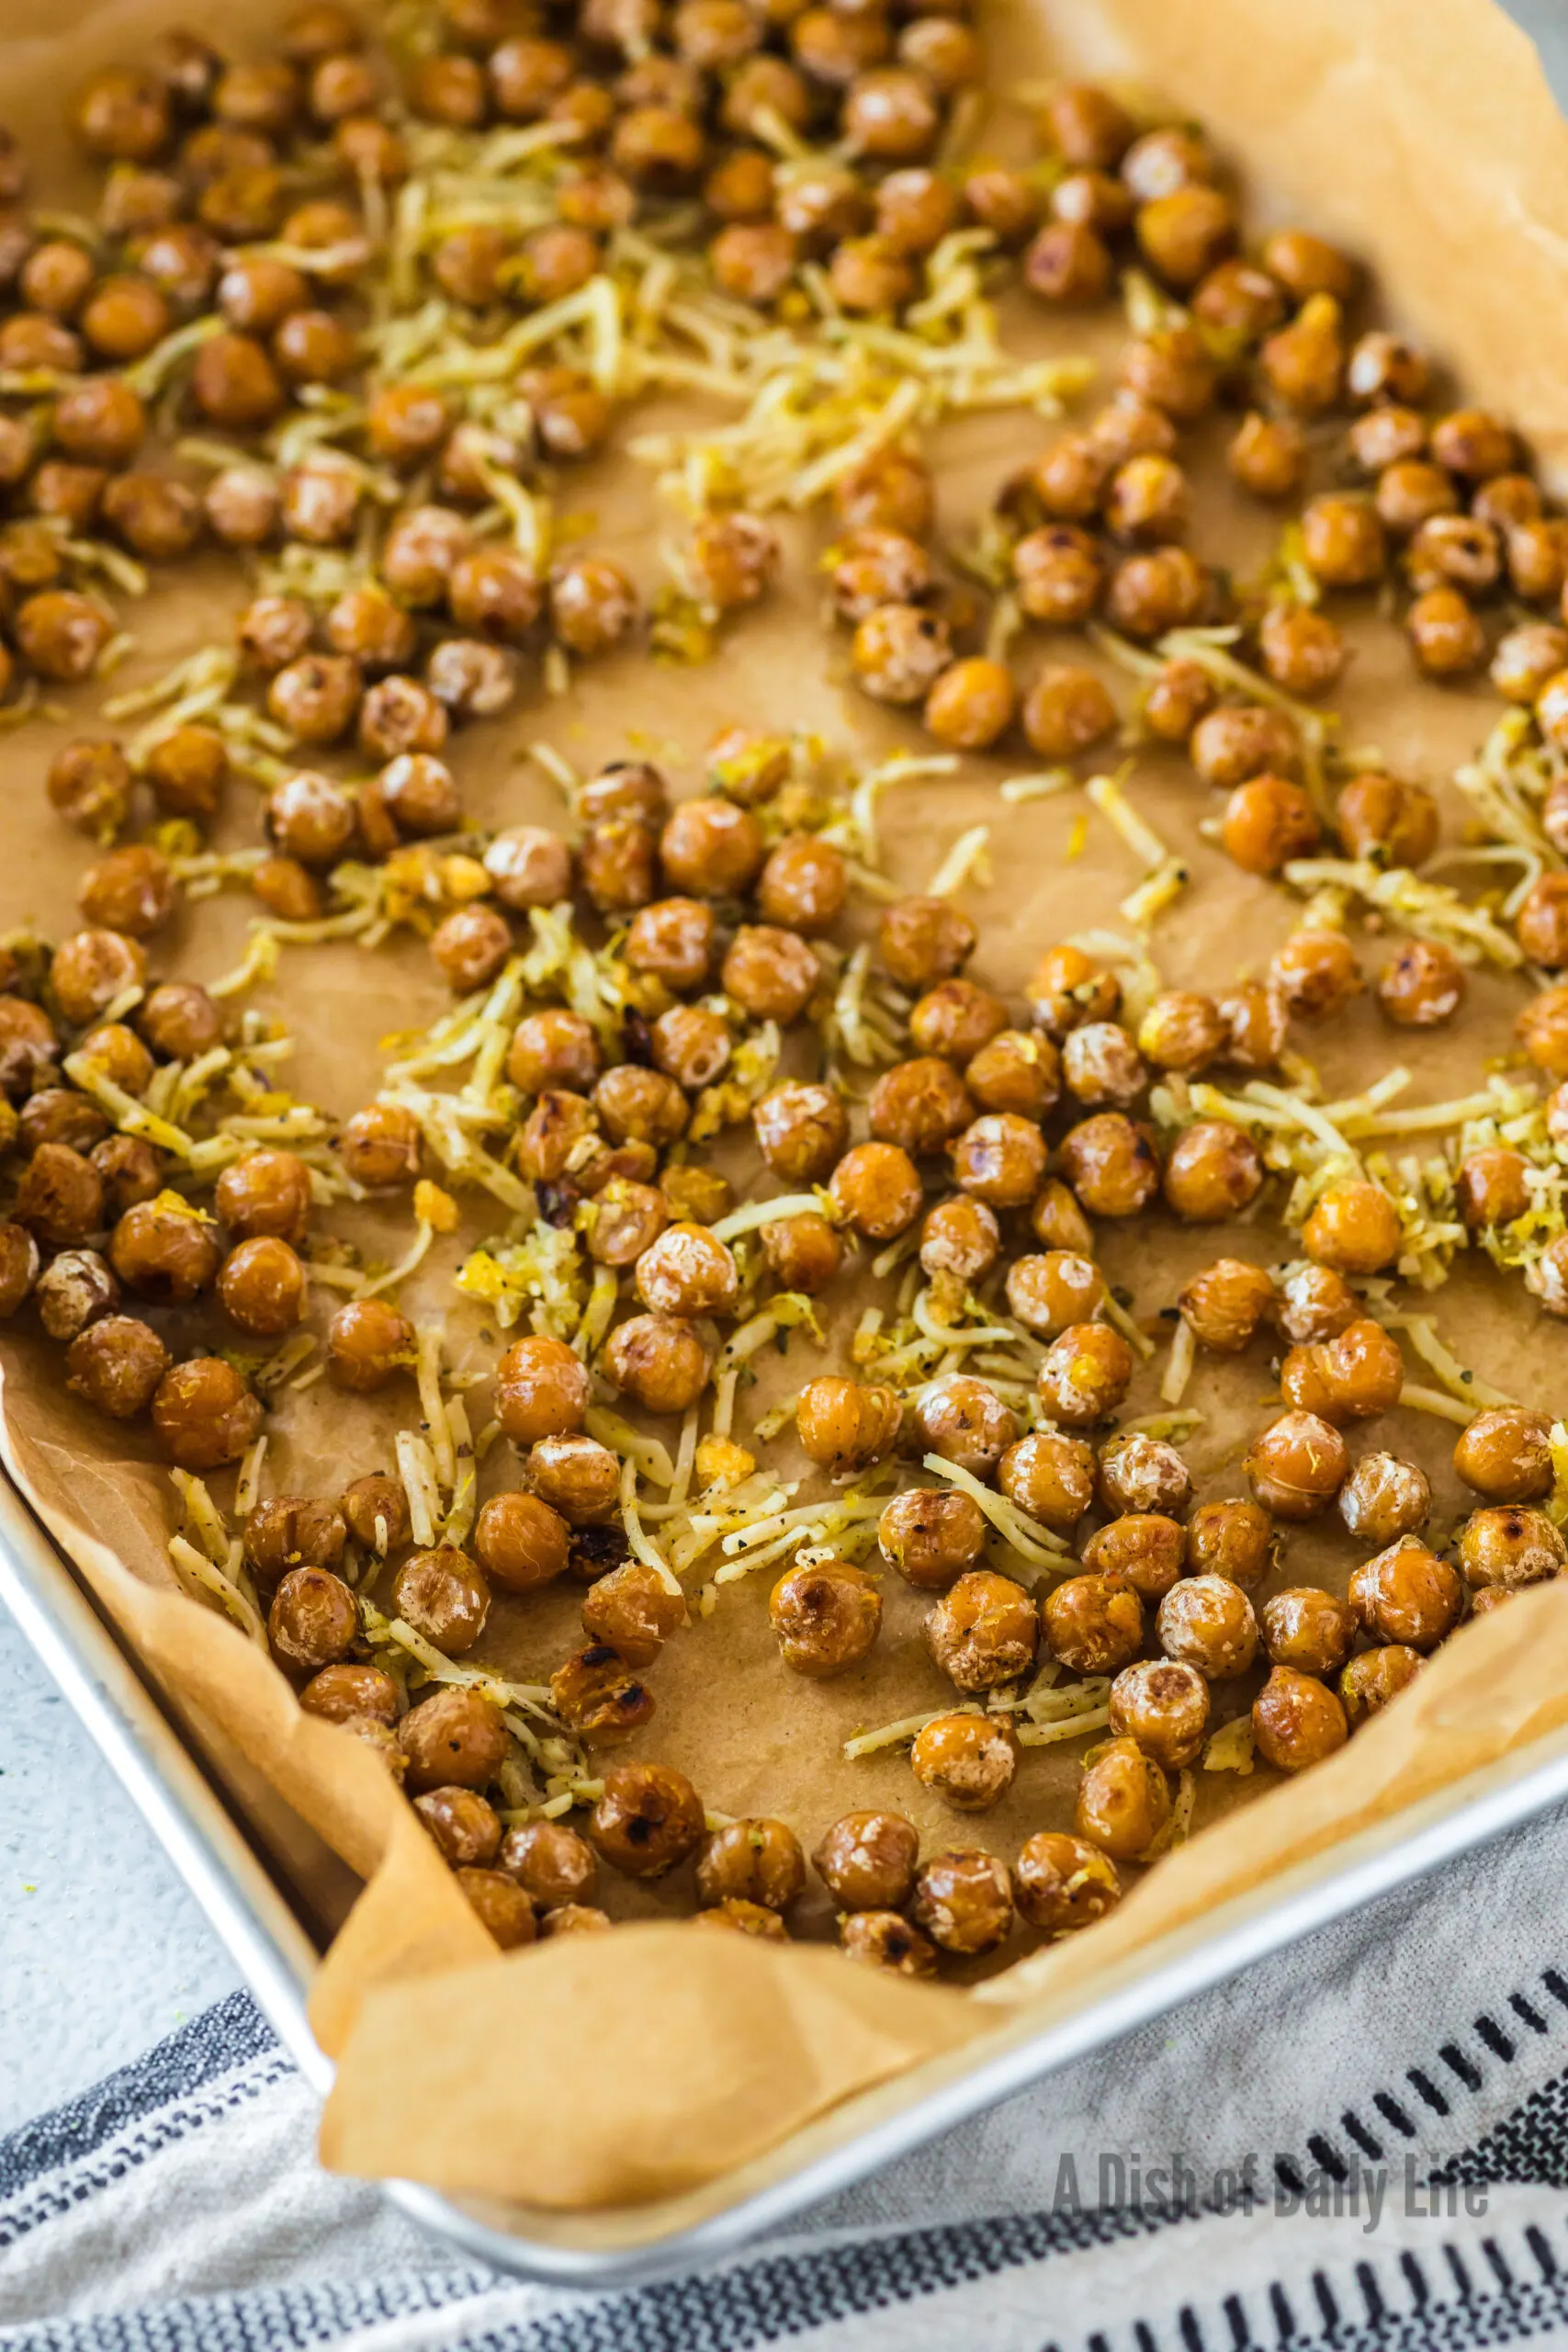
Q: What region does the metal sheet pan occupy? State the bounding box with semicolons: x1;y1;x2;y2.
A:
9;1464;1568;2288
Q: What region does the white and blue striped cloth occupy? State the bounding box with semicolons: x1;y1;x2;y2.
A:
12;1794;1568;2352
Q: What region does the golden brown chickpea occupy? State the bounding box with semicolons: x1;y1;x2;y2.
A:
1135;184;1235;287
909;1847;1013;1955
867;1057;972;1157
1042;82;1135;168
214;1148;313;1247
1010;524;1101;630
1338;1645;1423;1730
1036;1319;1134;1429
1041;1573;1142;1675
1216;974;1283;1069
1406;514;1501;597
634;1222;738;1317
469;1488;569;1595
1338;1452;1431;1547
912;1714;1017;1812
1270;928;1363;1022
1061;1021;1146;1112
1406;586;1487;677
1094;1433;1188;1521
390;1545;490;1655
0;1003;58;1108
45;740;130;842
266;653;363;749
924;1568;1036;1692
1184;1505;1272;1599
1058;1112;1161;1218
1302;1181;1403;1275
64;1315;168;1420
829;232;917;316
1163;1121;1265;1224
299;1662;399;1727
719;924;819;1022
581;1560;686;1666
1259;603;1347;700
1260;292;1346;413
188;330;285;431
243;1496;348;1587
1118;327;1217;423
995;1430;1092;1533
912;1375;1016;1479
1348;1537;1463;1651
50;928;142;1030
1459;1504;1567;1591
490;1332;589;1446
1519;985;1568;1078
771;1556;882;1677
694;1898;787;1941
455;1869;534;1949
141;728;225;828
1024;946;1118;1041
85;1136;160;1224
1139;658;1215;746
604;1313;710;1413
75;1022;152;1102
753;835;845;935
834;447;933;537
1332;775;1438;873
1348;405;1428;475
761;1212;840;1295
548;1644;656;1745
1253;1666;1348;1770
334;1104;421;1198
33;1247;117;1344
430;905;511;996
1260;1588;1355;1680
517;1434;617;1530
654;797;761;901
1075;1739;1170;1860
1375;460;1458;537
152;1356;263;1472
1274;1261;1359;1346
1190;706;1302;792
743;1088;842;1193
795;1377;901;1476
581;1180;667;1271
17;591;113;686
548;555;640;657
1280;1318;1404;1426
217;1236;305;1337
1377;939;1466;1029
506;1010;600;1100
1135;991;1224;1077
591;1066;686;1152
820;1140;918;1240
1194;256;1285;338
852;602;953;705
400;1686;508;1795
1157;1574;1259;1679
1298;491;1386;590
324;1297;415;1394
0;1217;38;1319
1013;1830;1121;1935
1021;663;1117;761
20;1091;107;1159
415;1786;502;1870
876;164;960;252
498;1819;598;1913
963;165;1040;246
839;1911;939;1974
1220;775;1320;878
1227;411;1308;502
1247;1409;1349;1520
695;1818;804;1912
1004;1250;1102;1340
1108;1657;1209;1771
923;659;1019;751
812;1811;919;1912
949;1113;1047;1210
876;1487;984;1590
107;1195;217;1301
1022;218;1112;306
1454;1408;1554;1503
1426;406;1512;480
268;1566;357;1676
1515;876;1568;972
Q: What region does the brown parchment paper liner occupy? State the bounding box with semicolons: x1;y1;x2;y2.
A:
6;0;1568;2216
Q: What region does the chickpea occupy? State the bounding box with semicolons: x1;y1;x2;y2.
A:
21;1091;108;1159
852;602;953;704
1021;663;1117;761
631;1223;735;1319
1194;257;1284;337
1228;412;1307;501
1335;1453;1430;1551
1271;928;1363;1023
266;653;363;749
1177;1258;1274;1354
949;1113;1046;1210
415;1787;502;1871
1093;1434;1188;1523
1163;1120;1266;1224
869;1057;974;1156
913;1375;1017;1480
1034;1318;1132;1428
1023;218;1111;306
1334;772;1440;870
1156;1575;1258;1679
93;1137;164;1219
1188;707;1300;794
268;1566;357;1676
1142;658;1216;744
963;167;1041;246
1454;1408;1554;1503
1135;992;1224;1078
1012;524;1102;628
1075;1739;1170;1860
498;1820;598;1913
1060;1022;1145;1111
0;1221;38;1320
909;1847;1013;1955
299;1663;399;1728
770;1557;881;1677
45;740;131;842
874;1487;981;1589
1247;1409;1348;1519
465;1488;568;1596
919;1196;1000;1284
1006;1250;1103;1338
0;1003;58;1107
17;590;114;686
244;1496;348;1586
751;838;846;939
486;1332;589;1449
323;1297;414;1394
1258;1588;1354;1681
216;1236;305;1338
587;1764;704;1882
1519;985;1568;1078
549;1645;655;1744
1378;936;1468;1030
875;900;974;996
105;1193;218;1300
760;1210;839;1296
1275;1261;1359;1345
152;1357;263;1472
1459;1504;1567;1591
1118;327;1216;422
810;1811;918;1913
1058;1112;1161;1217
921;1567;1035;1692
1406;586;1486;677
965;1031;1059;1122
475;831;571;923
548;556;640;657
922;658;1018;751
998;1431;1095;1533
912;1714;1017;1811
840;1912;938;1974
338;1102;423;1193
1181;1502;1272;1596
62;1307;165;1422
1042;1573;1143;1675
592;1067;686;1151
1253;1666;1348;1770
719;923;818;1022
604;1313;710;1413
1221;775;1320;878
834;447;933;537
1280;1318;1404;1426
1345;1538;1463;1651
694;1818;804;1913
822;1140;919;1241
1013;1830;1121;1936
795;1375;902;1473
580;1560;685;1668
401;1686;508;1793
1104;1659;1209;1774
748;1085;843;1190
1083;1513;1186;1600
1302;1181;1403;1275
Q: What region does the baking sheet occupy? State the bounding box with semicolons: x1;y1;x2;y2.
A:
5;0;1568;2215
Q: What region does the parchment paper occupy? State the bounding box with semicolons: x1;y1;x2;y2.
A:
5;0;1568;2218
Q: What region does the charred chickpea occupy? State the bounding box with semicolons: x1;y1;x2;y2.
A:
770;1557;881;1677
1253;1666;1348;1770
908;1848;1014;1956
581;1561;686;1666
152;1358;262;1472
1454;1408;1555;1503
795;1374;902;1471
999;1430;1096;1533
1458;1505;1568;1591
840;1913;938;1975
590;1763;705;1880
1043;1574;1143;1676
1246;1410;1349;1519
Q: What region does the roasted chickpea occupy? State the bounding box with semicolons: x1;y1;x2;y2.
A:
1005;1250;1103;1339
1519;985;1568;1078
401;1686;509;1794
1247;1409;1348;1518
586;1763;703;1881
1083;1513;1187;1600
1377;939;1466;1029
337;1102;421;1193
106;1193;217;1300
1302;1181;1403;1275
1163;1120;1266;1223
795;1375;901;1475
852;602;953;704
1347;1538;1463;1649
581;1560;685;1667
839;1912;938;1974
1034;1319;1132;1428
548;556;640;657
498;1819;598;1913
1011;523;1102;626
324;1297;414;1393
1336;1452;1431;1549
467;1487;569;1595
770;1557;881;1677
908;1847;1013;1955
299;1662;399;1728
1270;927;1363;1022
834;447;933;537
243;1496;348;1588
694;1818;804;1912
604;1312;710;1413
996;1430;1093;1534
923;1567;1036;1693
1275;1261;1360;1345
1058;1112;1161;1217
18;590;114;685
1458;1504;1568;1591
1176;1258;1273;1354
919;1194;1000;1283
1180;1500;1271;1594
1220;775;1320;877
1075;1739;1170;1861
1104;1657;1207;1770
1454;1408;1554;1503
1012;1830;1120;1935
1023;217;1111;306
1259;1588;1355;1680
268;1566;357;1675
1060;1022;1145;1112
868;1057;973;1158
1021;663;1117;760
216;1236;305;1336
1042;1572;1143;1675
1280;1318;1404;1425
1253;1666;1348;1770
415;1787;502;1871
151;1357;263;1471
549;1645;656;1744
912;1713;1017;1812
1228;411;1307;501
874;1487;983;1590
1339;1645;1423;1729
813;1811;919;1912
1156;1575;1258;1679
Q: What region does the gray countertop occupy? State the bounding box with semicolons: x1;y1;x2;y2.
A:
5;0;1568;2142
